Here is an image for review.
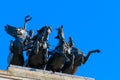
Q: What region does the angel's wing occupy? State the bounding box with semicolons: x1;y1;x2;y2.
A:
5;24;18;37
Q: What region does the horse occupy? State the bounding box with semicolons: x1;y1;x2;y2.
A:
61;47;100;74
27;25;52;69
46;26;71;72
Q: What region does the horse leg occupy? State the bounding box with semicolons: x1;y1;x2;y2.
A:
23;59;29;67
43;49;48;63
63;53;70;62
71;55;75;69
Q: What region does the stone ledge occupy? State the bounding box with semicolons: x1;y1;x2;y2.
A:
0;65;94;80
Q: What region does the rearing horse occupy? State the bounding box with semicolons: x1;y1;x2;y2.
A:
46;25;71;72
61;47;100;74
27;25;52;69
61;37;101;74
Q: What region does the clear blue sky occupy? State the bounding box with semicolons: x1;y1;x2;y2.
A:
0;0;120;80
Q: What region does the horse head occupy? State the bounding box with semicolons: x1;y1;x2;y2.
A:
37;25;52;42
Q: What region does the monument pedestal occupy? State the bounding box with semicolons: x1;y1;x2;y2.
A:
0;65;94;80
